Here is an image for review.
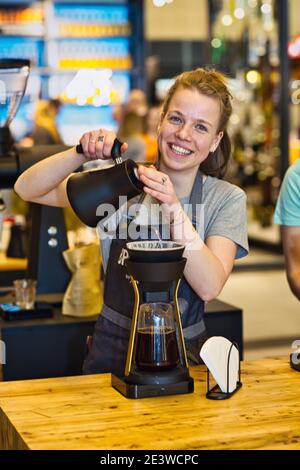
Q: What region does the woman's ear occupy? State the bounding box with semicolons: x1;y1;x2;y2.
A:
210;131;224;153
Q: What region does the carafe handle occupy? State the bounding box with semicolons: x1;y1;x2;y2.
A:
75;138;124;165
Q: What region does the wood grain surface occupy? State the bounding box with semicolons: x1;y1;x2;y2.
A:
0;356;299;450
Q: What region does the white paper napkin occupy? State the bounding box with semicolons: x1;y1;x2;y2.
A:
200;336;239;393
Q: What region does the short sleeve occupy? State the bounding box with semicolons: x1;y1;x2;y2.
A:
205;188;249;259
274;162;300;226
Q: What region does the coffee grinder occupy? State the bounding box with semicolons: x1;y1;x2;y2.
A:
111;241;194;399
0;58;70;294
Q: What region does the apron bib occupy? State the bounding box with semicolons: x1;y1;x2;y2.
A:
83;171;206;375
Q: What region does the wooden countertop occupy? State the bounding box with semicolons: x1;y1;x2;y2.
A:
0;356;299;450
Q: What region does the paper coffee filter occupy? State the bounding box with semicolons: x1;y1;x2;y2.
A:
200;336;239;393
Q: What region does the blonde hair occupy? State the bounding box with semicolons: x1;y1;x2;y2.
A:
161;67;233;178
34;99;62;143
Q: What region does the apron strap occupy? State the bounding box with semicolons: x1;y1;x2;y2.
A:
183;319;206;340
189;170;203;229
101;304;131;330
100;303;206;339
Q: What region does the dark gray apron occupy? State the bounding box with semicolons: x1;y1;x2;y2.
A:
83;171;206;376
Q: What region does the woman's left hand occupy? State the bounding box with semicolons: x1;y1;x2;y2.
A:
137;165;181;220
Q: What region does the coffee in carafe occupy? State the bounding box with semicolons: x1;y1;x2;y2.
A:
135;302;180;372
136;326;179;371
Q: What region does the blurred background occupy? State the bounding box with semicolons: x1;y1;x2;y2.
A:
1;0;299;245
0;0;299;364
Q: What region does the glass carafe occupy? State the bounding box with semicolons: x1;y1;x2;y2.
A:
135;302;180;371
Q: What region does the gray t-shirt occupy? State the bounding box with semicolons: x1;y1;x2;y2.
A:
98;175;249;273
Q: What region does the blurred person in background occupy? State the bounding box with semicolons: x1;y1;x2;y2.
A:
143;105;161;164
274;160;300;300
117;111;146;162
112;88;148;127
29;98;81;232
126;88;148;117
32;99;63;145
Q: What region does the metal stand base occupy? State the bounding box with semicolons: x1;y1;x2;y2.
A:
290;353;300;372
111;373;194;399
206;381;242;400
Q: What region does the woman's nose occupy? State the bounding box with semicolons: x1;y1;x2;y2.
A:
175;123;191;141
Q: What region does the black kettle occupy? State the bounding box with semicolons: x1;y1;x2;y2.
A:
66;139;143;227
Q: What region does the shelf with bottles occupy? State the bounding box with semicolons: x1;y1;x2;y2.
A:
31;66;130;75
47;37;132;70
0;0;34;4
52;0;128;3
0;0;143;147
0;5;130;40
0;36;44;67
0;2;44;36
46;3;132;70
49;3;130;38
0;2;133;68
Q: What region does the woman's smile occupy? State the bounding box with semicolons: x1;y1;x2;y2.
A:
167;142;193;158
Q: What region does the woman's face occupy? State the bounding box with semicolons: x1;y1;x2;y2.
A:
158;87;224;172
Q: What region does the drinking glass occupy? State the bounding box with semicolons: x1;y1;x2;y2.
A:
13;279;37;310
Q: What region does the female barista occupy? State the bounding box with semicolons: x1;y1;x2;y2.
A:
14;68;248;374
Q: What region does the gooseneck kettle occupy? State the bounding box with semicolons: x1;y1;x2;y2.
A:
66;138;143;227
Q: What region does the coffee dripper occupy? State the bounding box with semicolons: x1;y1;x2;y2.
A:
111;241;194;399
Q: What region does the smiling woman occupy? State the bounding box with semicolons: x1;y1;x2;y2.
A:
157;68;233;179
14;67;248;376
157;89;223;174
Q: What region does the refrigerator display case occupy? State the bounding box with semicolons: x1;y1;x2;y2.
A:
0;0;144;145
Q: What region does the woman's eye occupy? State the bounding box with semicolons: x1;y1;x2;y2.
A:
168;115;181;124
195;123;208;132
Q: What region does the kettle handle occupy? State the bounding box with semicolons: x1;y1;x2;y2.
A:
75;138;124;165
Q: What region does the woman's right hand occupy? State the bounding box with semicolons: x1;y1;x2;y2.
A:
77;129;128;160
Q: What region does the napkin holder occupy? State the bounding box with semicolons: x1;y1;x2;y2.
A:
290;352;300;372
206;341;242;400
